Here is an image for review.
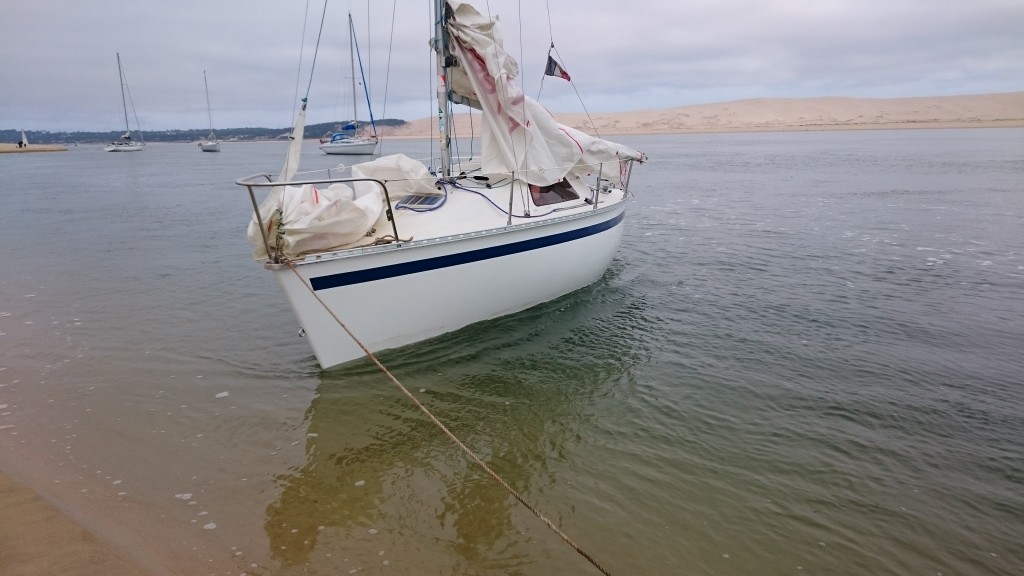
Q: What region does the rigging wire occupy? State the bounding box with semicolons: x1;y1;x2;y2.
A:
304;0;330;101
479;0;526;221
428;2;439;173
536;0;601;137
351;16;378;136
552;44;602;137
544;0;555;43
445;180;557;218
376;0;400;154
289;0;327;124
515;0;530;211
366;0;371;106
120;62;144;139
536;0;554;99
292;0;312;121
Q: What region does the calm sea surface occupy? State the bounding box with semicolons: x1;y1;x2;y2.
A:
1;129;1022;575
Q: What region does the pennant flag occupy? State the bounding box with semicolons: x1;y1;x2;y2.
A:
545;55;571;81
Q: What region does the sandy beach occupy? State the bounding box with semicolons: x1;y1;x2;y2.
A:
1;91;1023;575
0;143;70;153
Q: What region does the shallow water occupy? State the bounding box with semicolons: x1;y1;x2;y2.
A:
1;130;1022;575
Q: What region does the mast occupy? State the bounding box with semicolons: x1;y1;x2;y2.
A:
204;70;214;136
116;53;130;133
351;13;377;137
348;13;358;129
433;0;452;179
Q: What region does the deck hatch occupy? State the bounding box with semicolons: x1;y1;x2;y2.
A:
396;194;446;209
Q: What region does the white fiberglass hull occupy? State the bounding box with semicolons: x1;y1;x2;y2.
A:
319;140;377;155
271;204;625;369
199;141;220;152
104;142;144;152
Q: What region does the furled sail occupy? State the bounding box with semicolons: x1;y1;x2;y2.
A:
444;0;643;187
278;100;308;183
246;100;310;258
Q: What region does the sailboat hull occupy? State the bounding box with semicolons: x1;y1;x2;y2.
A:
104;143;144;152
271;203;625;369
319;140;378;155
199;141;220;152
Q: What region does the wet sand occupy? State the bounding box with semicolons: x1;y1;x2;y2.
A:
0;473;148;576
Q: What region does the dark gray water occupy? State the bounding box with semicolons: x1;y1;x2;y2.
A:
1;129;1022;575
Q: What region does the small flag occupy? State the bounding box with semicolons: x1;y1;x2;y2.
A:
545;55;571;81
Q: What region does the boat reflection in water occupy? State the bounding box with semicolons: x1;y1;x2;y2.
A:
262;273;652;574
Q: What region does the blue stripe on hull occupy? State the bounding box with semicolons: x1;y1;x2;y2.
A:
310;211;624;291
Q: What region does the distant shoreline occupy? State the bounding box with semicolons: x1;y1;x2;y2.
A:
7;92;1022;147
4;120;1022;152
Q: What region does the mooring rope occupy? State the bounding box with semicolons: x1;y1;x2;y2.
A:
286;262;613;576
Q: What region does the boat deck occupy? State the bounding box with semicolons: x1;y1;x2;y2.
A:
305;173;624;260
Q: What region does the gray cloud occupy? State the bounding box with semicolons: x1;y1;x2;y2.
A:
2;0;1021;132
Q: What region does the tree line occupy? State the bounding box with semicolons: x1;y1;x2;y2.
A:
2;119;407;145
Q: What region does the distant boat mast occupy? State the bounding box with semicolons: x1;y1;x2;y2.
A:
116;52;131;134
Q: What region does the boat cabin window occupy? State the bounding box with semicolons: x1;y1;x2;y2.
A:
529;179;579;206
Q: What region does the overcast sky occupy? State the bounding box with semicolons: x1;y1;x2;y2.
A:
2;0;1022;132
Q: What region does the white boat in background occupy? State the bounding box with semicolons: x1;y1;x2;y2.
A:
319;12;378;156
105;53;145;152
19;131;28;148
198;139;220;152
236;0;644;369
198;70;220;152
318;131;377;155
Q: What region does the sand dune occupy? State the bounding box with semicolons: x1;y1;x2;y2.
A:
381;92;1024;138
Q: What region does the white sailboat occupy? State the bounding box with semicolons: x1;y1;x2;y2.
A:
319;12;378;156
104;53;144;152
198;70;220;152
237;0;644;369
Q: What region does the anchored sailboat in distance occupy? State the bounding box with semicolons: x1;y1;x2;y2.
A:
236;0;645;369
105;53;144;152
319;12;378;155
198;70;220;152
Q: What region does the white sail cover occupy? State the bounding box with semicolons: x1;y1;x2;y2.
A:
350;154;438;200
445;0;644;187
246;102;390;259
246;182;383;259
